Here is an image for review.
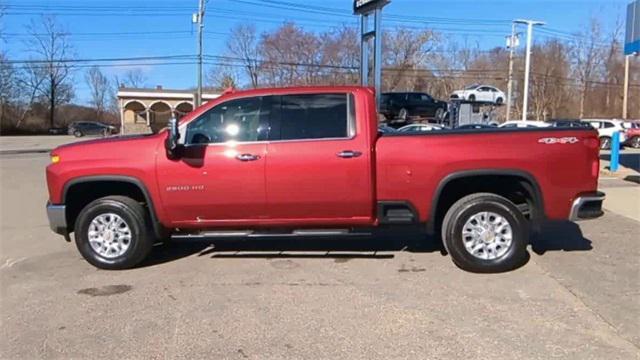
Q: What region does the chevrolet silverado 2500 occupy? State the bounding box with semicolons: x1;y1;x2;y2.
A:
46;86;605;272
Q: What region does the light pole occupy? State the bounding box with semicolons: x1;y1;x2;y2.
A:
505;23;520;121
622;54;632;119
514;19;545;121
194;0;206;107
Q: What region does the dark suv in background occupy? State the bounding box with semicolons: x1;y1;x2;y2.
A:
68;121;117;137
380;92;448;125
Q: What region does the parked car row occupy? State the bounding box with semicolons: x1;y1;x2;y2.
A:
378;85;507;125
379;118;640;150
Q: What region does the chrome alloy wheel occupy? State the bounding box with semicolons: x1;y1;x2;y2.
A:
462;211;512;260
88;213;132;258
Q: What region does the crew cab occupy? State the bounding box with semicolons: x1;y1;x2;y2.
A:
46;86;605;273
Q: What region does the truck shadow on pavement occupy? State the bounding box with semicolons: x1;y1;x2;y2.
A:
141;228;440;268
140;221;592;268
529;221;593;255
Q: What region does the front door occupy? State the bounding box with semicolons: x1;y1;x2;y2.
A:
265;93;373;225
156;96;270;225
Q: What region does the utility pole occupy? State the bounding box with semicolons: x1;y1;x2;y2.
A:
505;23;519;121
623;55;630;119
194;0;206;107
515;19;545;121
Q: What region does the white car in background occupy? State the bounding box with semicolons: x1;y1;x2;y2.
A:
451;84;506;104
498;120;551;129
397;123;446;133
582;119;627;150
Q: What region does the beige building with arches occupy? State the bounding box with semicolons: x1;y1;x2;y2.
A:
117;86;220;134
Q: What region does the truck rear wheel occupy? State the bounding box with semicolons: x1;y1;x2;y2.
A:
74;196;153;270
441;193;528;273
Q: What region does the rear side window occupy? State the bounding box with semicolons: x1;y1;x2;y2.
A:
275;93;353;140
603;122;614;128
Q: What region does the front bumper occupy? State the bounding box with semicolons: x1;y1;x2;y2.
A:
569;191;605;221
46;202;67;235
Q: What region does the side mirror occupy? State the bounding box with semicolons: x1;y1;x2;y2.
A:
165;117;181;158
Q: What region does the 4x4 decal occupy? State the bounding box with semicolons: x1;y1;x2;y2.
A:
537;137;579;145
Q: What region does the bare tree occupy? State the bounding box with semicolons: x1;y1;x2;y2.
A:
25;15;75;128
0;52;18;126
319;26;359;85
259;22;322;86
571;18;606;118
227;24;261;88
207;65;239;90
529;40;572;120
382;28;439;91
122;68;147;88
85;66;110;120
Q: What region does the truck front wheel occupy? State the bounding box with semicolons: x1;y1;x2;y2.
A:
74;196;154;270
441;193;528;273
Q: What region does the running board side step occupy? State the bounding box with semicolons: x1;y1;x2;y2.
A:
171;229;372;240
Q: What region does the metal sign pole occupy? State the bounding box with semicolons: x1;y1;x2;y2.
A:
373;8;383;110
355;0;390;113
360;14;369;86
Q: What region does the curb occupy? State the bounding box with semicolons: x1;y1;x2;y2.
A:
0;149;52;155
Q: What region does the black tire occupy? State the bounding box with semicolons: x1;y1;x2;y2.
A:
73;130;83;137
468;94;476;102
599;136;611;150
629;136;640;149
496;97;503;105
441;193;528;273
74;195;154;270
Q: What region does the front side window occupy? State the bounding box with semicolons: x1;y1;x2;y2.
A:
185;97;264;144
603;122;614;129
276;93;352;140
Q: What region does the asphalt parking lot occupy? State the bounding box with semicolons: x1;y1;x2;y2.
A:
1;151;639;359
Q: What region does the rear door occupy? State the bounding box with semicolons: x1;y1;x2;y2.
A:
265;92;374;225
478;87;493;102
408;93;434;117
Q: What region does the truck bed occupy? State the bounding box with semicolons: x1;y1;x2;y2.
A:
375;127;601;221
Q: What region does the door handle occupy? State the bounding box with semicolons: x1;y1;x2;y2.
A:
236;153;261;161
337;150;362;158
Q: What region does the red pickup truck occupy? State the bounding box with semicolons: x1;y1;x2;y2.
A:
46;86;605;272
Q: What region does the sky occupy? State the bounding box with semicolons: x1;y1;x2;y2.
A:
1;0;632;104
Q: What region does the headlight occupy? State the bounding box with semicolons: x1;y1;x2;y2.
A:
51;154;60;164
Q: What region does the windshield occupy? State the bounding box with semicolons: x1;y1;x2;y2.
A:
464;84;479;90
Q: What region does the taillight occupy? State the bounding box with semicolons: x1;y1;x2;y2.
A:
584;137;599;149
592;159;599;178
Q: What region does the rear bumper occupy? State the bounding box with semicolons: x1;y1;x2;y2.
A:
569;191;605;221
46;202;67;235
